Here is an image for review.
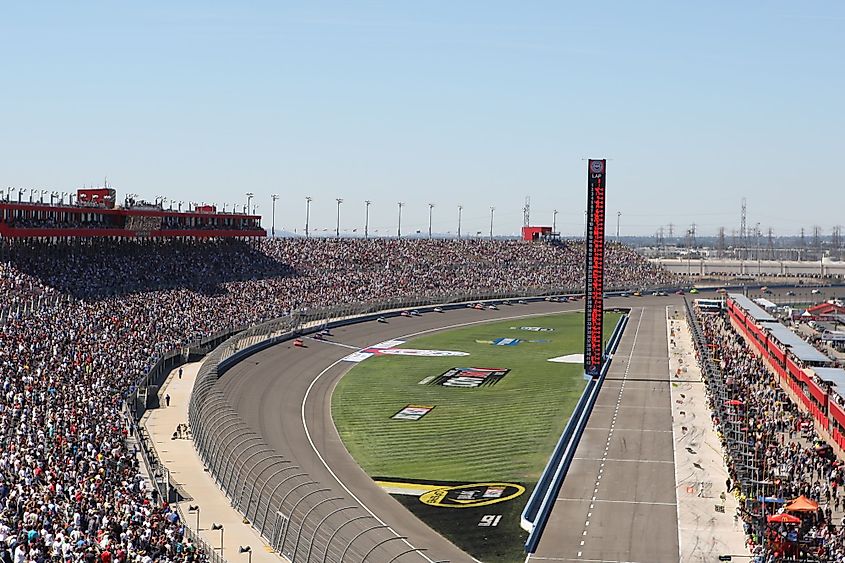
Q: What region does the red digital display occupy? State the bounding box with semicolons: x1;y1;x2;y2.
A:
584;159;606;377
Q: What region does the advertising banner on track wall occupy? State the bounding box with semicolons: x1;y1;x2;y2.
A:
584;158;606;377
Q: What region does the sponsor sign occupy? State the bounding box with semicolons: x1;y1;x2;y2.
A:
584;158;607;377
428;367;510;388
391;404;434;421
510;326;554;332
419;483;525;508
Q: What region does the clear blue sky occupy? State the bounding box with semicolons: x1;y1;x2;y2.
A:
2;1;842;237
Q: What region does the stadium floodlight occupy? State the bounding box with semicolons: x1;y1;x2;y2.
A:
238;546;252;563
364;200;372;239
245;192;254;215
428;203;435;239
271;194;279;237
457;205;463;240
553;209;558;232
490;206;496;239
305;196;313;237
397;202;404;238
335;198;344;238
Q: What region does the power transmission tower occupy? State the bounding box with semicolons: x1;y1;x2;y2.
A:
800;228;806;261
523;196;530;227
813;226;822;255
718;227;725;258
690;223;697;248
668;223;674;242
767;227;774;260
740;197;747;260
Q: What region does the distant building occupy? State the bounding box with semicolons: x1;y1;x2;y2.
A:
521;226;558;242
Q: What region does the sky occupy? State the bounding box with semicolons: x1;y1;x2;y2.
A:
1;1;843;237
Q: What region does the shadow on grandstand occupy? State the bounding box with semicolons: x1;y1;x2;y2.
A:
3;239;299;298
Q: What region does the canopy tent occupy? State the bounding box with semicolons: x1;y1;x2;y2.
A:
767;513;802;524
785;495;819;512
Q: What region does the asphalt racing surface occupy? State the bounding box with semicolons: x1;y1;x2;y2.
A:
529;304;679;563
219;296;680;562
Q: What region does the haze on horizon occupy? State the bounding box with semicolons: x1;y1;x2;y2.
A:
1;1;842;238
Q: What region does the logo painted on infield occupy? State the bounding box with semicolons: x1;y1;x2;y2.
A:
510;326;554;332
419;483;525;508
429;367;510;388
548;353;584;364
391;404;434;421
342;339;468;362
475;338;521;346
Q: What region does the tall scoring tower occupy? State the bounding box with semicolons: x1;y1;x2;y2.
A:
584;159;607;378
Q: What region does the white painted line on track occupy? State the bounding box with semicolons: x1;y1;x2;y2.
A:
556;498;677;506
303;307;584;563
573;457;673;464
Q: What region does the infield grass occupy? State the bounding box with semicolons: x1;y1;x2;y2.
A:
332;310;621;483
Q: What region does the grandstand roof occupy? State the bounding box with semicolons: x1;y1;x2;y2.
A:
815;367;845;394
763;322;832;364
729;293;776;321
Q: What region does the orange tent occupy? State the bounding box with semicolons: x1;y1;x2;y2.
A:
784;495;819;512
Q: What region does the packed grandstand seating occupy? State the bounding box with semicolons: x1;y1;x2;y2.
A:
0;237;677;561
697;309;845;562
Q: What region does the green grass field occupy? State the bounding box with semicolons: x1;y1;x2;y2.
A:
332;310;622;562
333;311;620;484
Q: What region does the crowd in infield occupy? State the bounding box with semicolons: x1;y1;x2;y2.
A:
698;311;845;563
0;237;676;562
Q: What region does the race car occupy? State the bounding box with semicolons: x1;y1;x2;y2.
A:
517;299;527;305
690;288;700;294
487;304;498;310
410;310;421;316
400;310;412;317
433;307;444;313
473;303;484;310
377;316;388;323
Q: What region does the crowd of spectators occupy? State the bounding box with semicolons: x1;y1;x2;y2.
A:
698;310;845;562
0;236;677;562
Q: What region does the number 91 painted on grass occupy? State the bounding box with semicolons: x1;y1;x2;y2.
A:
419;483;525;508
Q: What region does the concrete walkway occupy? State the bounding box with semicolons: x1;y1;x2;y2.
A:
142;361;288;563
666;304;750;562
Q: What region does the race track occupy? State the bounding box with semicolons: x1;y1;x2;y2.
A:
218;296;680;562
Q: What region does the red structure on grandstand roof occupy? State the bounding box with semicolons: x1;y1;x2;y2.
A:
0;188;265;239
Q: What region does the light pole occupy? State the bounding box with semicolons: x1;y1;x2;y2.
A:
397;202;404;238
271;194;279;237
238;546;251;563
335;198;343;238
617;211;621;240
364;200;371;239
428;203;435;239
211;523;223;555
489;206;495;240
553;209;558;232
305;196;312;237
457;205;463;239
188;505;200;531
245;192;254;216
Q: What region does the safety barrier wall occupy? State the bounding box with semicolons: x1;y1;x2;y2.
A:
187;288;647;563
522;313;629;553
